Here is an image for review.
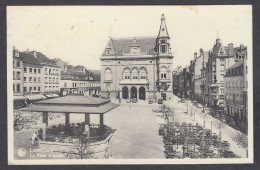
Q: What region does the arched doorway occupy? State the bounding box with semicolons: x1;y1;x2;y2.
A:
131;87;137;99
139;87;146;100
122;87;128;99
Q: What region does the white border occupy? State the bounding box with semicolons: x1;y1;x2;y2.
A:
7;5;253;165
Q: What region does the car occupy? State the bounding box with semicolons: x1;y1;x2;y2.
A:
131;98;137;103
148;99;153;104
158;99;163;104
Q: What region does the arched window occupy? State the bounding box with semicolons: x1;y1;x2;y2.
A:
105;68;112;81
123;68;130;80
132;68;138;80
160;67;167;79
140;68;147;80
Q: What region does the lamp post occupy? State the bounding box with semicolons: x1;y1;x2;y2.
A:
176;128;180;149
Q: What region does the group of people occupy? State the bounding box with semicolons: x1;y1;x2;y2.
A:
31;128;43;146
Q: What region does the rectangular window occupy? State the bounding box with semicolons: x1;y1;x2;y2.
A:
29;87;32;92
34;69;37;74
29;68;32;73
29;77;32;82
38;69;41;74
24;67;27;73
17;61;20;68
38;77;41;83
34;77;37;82
24;77;27;82
34;86;36;91
23;87;27;92
38;87;41;91
161;45;166;53
45;68;48;75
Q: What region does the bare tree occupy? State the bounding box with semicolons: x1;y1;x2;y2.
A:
65;129;95;159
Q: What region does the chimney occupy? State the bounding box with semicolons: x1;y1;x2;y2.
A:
228;43;233;55
216;38;220;45
194;52;197;60
240;44;244;50
200;48;203;55
33;51;37;58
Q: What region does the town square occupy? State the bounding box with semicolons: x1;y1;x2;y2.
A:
8;6;252;163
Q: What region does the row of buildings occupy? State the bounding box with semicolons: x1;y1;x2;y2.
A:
172;37;248;132
13;48;100;109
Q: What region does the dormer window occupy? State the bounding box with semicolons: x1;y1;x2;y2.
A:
106;49;111;55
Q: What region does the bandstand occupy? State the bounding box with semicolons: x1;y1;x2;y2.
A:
21;94;118;141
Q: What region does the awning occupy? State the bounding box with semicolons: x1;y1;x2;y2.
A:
52;94;59;98
100;92;109;98
44;94;54;98
13;95;26;101
24;94;47;101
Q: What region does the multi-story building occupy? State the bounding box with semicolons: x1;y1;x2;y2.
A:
207;38;242;108
193;49;209;103
60;67;100;96
243;47;248;131
100;14;174;101
13;49;25;109
224;60;245;129
32;51;61;93
172;66;182;96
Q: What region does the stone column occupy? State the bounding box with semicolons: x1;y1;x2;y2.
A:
137;91;139;100
85;113;90;125
85;113;90;136
120;91;122;99
129;91;131;100
42;112;48;126
146;91;148;100
65;113;70;135
100;114;104;128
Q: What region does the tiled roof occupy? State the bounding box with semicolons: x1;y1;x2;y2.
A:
19;52;42;65
103;37;157;56
226;60;243;71
34;95;110;105
21;102;118;114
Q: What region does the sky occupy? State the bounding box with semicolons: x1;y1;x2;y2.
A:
7;5;252;70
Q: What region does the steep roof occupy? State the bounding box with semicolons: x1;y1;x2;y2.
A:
157;14;169;38
19;52;42;65
102;37;157;56
226;60;243;71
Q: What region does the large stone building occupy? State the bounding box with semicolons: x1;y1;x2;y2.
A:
206;38;243;108
224;60;245;129
100;14;174;101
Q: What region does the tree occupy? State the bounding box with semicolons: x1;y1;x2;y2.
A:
65;129;95;159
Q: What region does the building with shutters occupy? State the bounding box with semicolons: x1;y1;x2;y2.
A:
100;14;174;101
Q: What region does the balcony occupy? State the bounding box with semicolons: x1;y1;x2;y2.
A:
119;79;148;85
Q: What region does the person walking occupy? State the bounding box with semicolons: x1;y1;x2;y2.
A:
31;131;38;146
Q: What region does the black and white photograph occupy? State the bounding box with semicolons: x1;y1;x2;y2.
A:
7;5;253;164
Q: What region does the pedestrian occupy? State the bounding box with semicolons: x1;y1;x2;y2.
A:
38;128;43;141
31;131;38;146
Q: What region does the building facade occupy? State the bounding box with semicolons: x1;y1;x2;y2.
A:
100;14;174;101
224;60;245;129
60;71;100;96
